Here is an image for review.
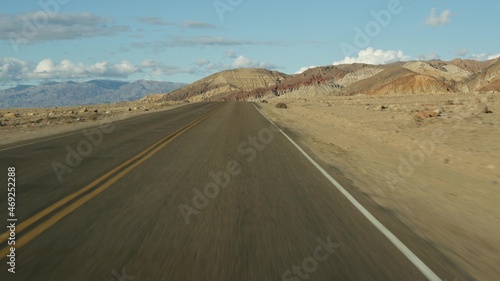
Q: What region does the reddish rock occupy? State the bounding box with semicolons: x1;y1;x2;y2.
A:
416;109;441;119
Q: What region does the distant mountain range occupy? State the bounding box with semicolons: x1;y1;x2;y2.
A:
147;58;500;103
0;80;187;108
4;58;499;108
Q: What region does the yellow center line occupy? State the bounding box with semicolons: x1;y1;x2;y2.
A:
0;105;220;255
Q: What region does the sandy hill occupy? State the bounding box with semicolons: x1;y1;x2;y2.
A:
244;64;388;99
463;58;500;92
337;66;384;86
478;77;500;92
152;68;289;102
344;64;454;95
144;58;500;102
447;58;496;73
402;61;470;81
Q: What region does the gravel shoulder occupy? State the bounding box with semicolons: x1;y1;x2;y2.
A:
0;101;187;147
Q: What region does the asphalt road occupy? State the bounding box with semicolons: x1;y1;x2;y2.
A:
0;102;471;280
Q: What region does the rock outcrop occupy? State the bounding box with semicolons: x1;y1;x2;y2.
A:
144;57;500;102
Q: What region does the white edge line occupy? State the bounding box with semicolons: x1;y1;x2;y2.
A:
252;103;442;281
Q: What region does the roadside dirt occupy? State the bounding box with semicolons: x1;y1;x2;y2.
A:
2;94;499;279
259;93;500;281
0;101;185;146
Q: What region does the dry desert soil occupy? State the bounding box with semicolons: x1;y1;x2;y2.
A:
0;100;185;146
260;93;499;281
1;93;499;280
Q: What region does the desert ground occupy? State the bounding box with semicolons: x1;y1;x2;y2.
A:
259;92;499;280
0;100;185;146
1;93;498;280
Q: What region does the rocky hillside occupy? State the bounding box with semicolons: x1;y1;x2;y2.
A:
464;58;500;92
145;58;500;102
0;80;186;108
154;68;289;102
345;64;455;95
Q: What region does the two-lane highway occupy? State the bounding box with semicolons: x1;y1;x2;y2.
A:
0;102;469;280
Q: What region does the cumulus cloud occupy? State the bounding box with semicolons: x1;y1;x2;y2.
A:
424;8;452;26
470;53;500;61
231;55;278;69
295;66;318;74
333;47;410;65
1;55;280;84
0;57;30;82
31;59;138;79
0;58;140;82
0;13;129;44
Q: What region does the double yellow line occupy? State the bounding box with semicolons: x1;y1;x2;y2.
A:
0;105;221;258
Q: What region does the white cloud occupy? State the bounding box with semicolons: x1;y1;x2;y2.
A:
424;8;452;26
333;47;410;65
114;61;138;74
0;57;140;82
470;53;500;61
295;66;317;74
231;55;278;69
0;57;30;82
456;48;469;57
1;56;280;84
31;59;138;79
140;60;156;68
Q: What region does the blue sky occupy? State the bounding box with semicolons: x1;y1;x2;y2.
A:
1;0;499;87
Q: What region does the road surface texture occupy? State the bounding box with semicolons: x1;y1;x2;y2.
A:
0;102;471;280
